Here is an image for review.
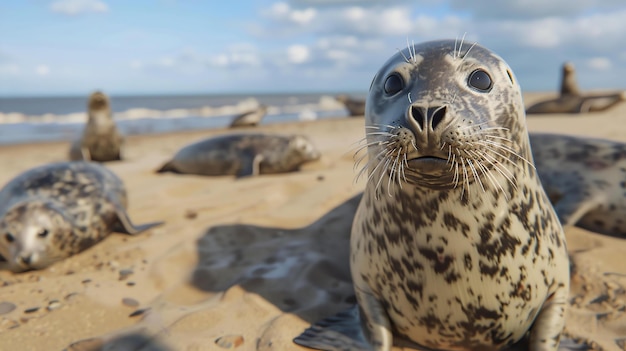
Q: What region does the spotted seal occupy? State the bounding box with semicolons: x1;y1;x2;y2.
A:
294;39;569;350
0;161;162;272
69;91;125;162
531;132;626;237
526;62;626;114
229;104;268;128
336;94;366;117
156;133;321;177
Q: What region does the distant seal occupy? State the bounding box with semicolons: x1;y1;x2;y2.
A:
229;104;268;128
526;62;626;114
559;62;581;96
336;95;366;116
69;91;125;162
156;133;321;177
295;40;569;350
531;132;626;237
0;162;162;272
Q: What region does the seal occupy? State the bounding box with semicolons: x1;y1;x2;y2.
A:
294;39;569;351
526;62;626;114
0;161;163;272
336;94;366;117
559;62;581;96
229;104;268;128
156;133;321;177
530;132;626;237
69;91;125;162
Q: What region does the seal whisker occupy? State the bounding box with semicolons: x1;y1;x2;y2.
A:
467;159;485;193
477;149;519;190
478;140;536;170
462;41;478;61
472;153;509;200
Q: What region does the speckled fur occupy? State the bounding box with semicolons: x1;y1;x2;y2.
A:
298;40;570;351
156;133;321;177
531;133;626;237
0;162;159;272
69;91;124;162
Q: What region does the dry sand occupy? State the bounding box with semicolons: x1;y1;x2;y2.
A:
0;93;625;351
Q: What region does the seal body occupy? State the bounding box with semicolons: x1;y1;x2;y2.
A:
0;162;162;272
336;95;366;117
156;133;321;177
69;91;124;162
531;132;626;237
295;40;569;351
526;62;626;114
229;105;268;128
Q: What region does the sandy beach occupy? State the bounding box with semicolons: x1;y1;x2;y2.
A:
0;93;625;351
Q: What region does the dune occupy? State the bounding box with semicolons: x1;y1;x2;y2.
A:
0;93;624;350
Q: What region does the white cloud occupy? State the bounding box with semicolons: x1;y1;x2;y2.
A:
36;65;50;76
50;0;109;15
265;2;317;25
287;45;310;64
130;60;143;69
587;57;612;70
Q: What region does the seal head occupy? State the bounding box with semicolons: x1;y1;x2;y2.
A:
0;201;76;271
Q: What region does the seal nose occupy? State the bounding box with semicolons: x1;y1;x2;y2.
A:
409;105;447;131
19;254;32;265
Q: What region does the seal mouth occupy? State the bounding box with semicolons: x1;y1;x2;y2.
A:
406;156;449;174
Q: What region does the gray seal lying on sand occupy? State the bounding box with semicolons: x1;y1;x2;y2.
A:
295;39;569;351
229;104;268;128
156;133;321;177
69;91;125;162
531;132;626;237
336;95;366;117
0;161;162;272
526;62;626;114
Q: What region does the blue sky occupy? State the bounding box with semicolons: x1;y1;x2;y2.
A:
1;0;626;96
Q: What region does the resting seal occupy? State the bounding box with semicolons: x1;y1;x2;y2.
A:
156;133;321;177
336;95;366;117
229;104;268;128
0;162;162;272
526;62;626;114
69;91;125;162
531;132;626;237
295;39;569;351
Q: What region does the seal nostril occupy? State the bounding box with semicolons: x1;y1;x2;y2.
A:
411;106;426;130
430;106;446;130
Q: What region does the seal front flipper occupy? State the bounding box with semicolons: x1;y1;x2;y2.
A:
236;152;264;178
110;201;164;235
294;305;374;351
552;192;602;227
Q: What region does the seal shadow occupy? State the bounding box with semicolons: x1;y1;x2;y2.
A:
190;193;360;324
65;332;172;351
190;193;592;351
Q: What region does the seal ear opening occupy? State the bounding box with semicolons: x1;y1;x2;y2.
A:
506;69;514;84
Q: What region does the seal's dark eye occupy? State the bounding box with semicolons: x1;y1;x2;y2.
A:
468;69;492;91
5;233;14;243
384;74;404;95
38;229;49;238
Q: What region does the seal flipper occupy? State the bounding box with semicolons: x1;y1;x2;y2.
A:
110;201;164;235
236;152;264;178
294;305;374;351
553;193;602;227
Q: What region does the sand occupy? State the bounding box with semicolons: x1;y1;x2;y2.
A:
0;93;625;351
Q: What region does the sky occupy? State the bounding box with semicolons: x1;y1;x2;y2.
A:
1;0;626;96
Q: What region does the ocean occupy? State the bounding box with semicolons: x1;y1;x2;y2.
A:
0;93;366;145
